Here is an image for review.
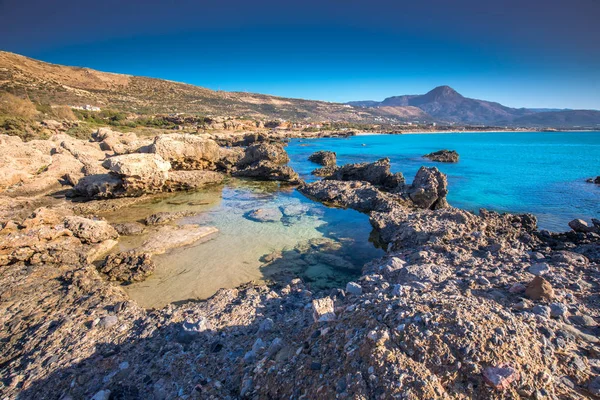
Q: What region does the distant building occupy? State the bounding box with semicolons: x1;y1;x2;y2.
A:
71;104;101;111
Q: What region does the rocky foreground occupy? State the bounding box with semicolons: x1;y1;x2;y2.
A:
0;129;599;399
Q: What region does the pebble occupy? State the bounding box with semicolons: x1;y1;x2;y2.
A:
259;318;274;333
549;303;568;318
529;263;551;276
345;282;362;296
90;390;111;400
99;316;118;329
589;376;600;396
532;305;551;318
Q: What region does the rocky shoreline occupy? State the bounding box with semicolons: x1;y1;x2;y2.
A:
1;129;599;399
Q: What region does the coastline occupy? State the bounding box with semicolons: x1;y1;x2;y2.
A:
1;128;599;398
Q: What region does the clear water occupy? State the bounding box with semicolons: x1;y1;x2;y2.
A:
102;180;383;308
287;131;600;232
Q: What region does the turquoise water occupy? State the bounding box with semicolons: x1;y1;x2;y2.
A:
287;131;600;232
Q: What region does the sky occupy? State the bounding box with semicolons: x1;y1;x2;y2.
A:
0;0;599;109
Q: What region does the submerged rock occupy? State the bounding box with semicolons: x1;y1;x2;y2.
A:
245;208;283;223
100;251;155;283
139;224;218;255
424;149;459;163
144;211;195;226
112;222;146;236
308;150;336;167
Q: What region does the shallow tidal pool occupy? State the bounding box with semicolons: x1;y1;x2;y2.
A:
102;179;383;308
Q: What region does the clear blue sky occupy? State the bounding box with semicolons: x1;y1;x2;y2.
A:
1;0;598;109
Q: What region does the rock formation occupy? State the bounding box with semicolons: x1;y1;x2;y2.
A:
308;150;336;166
424;149;460;163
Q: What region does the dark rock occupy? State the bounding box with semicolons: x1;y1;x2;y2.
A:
99;251;155;283
568;219;596;233
326;158;404;191
407;166;449;209
424;149;459;163
233;161;300;183
308;151;336;167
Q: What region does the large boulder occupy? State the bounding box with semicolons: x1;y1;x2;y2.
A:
0;135;53;191
300;180;397;213
72;174;124;199
102;153;171;196
233;143;299;183
217;147;245;171
308;150;336;167
93;128;151;155
407;167;449;210
236;143;290;168
424;149;459;163
326;158;404;190
150;134;221;170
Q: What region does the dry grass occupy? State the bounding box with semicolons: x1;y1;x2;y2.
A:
52;105;77;121
0;92;38;119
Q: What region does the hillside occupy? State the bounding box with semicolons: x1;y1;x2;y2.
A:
0;51;426;123
349;86;600;128
510;110;600;128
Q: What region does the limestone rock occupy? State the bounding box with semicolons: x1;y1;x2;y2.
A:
102;153;171;196
93;128;151;155
63;216;119;244
312;297;335;322
0;135;53;190
237;143;289;168
150;134;221;170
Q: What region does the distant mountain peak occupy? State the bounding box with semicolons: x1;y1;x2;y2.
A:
423;85;463;101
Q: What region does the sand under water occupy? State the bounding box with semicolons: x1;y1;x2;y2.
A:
102;179;383;308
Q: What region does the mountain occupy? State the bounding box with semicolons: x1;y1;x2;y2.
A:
0;51;427;123
349;85;531;125
349;86;600;127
